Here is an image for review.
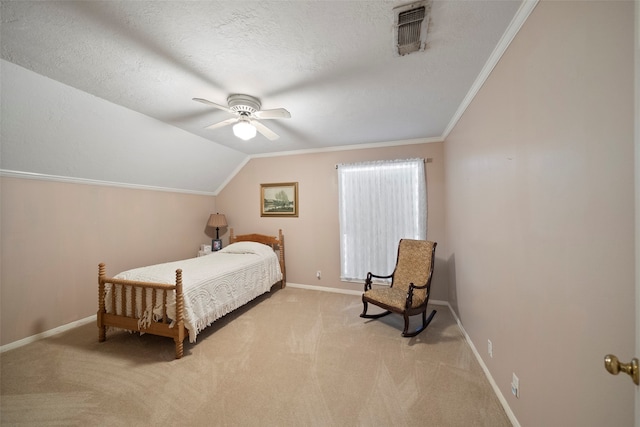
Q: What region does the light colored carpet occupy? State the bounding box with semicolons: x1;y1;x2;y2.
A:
0;287;510;426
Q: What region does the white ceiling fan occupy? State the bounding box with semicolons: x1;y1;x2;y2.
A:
193;94;291;141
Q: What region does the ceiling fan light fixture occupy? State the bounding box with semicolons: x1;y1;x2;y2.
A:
232;119;256;140
194;94;288;141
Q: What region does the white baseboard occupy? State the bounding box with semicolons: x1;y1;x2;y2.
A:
0;315;97;353
286;282;449;307
445;302;520;427
286;283;518;426
286;282;362;295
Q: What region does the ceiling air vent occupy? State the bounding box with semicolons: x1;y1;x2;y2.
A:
393;1;430;56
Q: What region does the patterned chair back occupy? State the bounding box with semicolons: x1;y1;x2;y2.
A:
391;239;436;305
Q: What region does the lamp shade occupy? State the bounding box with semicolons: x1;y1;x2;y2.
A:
232;119;256;140
207;213;227;228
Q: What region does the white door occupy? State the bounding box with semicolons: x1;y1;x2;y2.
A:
635;4;639;425
636;3;639;425
606;4;640;425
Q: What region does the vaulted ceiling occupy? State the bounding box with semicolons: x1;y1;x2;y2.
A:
1;1;526;193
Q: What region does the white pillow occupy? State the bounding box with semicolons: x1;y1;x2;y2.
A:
218;241;274;256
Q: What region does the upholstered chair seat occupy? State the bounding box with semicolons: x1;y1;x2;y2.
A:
363;287;427;311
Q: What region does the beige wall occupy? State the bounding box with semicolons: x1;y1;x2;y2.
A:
1;141;445;347
0;177;216;345
444;1;635;426
216;142;448;300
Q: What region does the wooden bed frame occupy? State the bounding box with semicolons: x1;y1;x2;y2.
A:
97;229;285;359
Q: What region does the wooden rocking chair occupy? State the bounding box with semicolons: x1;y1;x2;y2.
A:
360;239;437;337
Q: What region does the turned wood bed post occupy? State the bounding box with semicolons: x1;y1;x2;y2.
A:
278;229;286;287
174;269;185;359
97;263;106;342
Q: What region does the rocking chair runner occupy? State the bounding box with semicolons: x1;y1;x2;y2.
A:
360;239;437;337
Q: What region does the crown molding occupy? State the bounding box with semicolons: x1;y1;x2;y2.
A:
442;0;539;139
0;169;217;196
251;136;444;159
212;156;252;195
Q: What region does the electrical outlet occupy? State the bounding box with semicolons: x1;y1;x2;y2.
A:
488;339;493;358
316;270;321;280
511;373;520;398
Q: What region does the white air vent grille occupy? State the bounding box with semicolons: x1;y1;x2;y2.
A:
393;2;430;56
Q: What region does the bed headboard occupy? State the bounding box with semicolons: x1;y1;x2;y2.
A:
229;228;286;287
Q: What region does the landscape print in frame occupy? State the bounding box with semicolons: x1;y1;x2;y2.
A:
260;182;298;217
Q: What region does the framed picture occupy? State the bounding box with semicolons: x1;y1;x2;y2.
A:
212;239;222;251
260;182;298;217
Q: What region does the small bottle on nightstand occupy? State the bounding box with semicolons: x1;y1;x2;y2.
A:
198;245;213;257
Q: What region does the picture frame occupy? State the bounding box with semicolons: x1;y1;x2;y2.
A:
260;182;298;217
212;239;222;251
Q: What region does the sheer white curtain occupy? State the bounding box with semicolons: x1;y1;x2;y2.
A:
337;158;427;281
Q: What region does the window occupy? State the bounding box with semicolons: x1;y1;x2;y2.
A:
337;158;427;281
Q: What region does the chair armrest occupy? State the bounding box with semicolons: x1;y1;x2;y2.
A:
364;272;393;291
405;282;428;308
368;272;393;279
409;282;428;290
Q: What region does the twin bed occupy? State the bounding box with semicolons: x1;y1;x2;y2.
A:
97;229;285;359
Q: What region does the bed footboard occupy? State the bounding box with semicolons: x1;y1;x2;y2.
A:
97;263;186;359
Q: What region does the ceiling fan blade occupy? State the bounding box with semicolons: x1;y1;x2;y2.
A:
254;108;291;119
205;117;237;130
252;119;279;141
192;97;233;114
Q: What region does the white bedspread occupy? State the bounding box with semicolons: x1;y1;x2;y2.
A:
106;245;282;343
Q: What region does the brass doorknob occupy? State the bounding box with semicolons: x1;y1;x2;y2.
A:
604;354;639;385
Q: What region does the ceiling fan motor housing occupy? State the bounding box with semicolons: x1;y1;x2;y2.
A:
227;94;261;114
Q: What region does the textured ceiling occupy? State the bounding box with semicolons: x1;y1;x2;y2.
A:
1;0;524;192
